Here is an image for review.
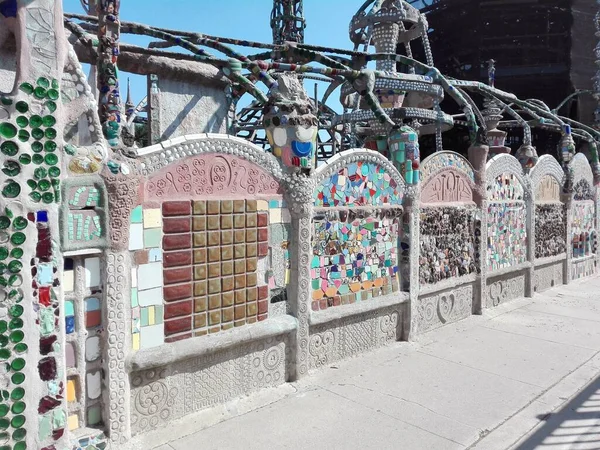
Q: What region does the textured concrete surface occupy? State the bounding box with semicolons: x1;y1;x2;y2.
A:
130;275;600;450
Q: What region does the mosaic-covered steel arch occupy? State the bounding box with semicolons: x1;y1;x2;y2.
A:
485;154;530;272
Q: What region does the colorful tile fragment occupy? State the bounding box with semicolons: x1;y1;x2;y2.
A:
311;210;401;310
572;201;596;258
315;162;403;207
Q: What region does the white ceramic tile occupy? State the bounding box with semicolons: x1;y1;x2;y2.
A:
85;336;101;362
129;223;144;250
131;268;138;288
63;270;74;293
84;257;101;288
138;287;164;307
270;208;282;224
143;208;162;229
86;370;102;400
148;248;163;262
140;324;164;349
137;263;163;291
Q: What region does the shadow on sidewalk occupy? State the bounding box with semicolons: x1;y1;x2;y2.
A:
516;375;600;449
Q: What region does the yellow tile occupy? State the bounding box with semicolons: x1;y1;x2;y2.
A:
148;306;155;325
270;208;282;224
143;208;162;228
132;333;140;351
67;380;76;402
68;414;79;431
257;200;268;211
285;269;290;284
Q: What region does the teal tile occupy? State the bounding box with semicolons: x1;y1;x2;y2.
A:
140;307;149;327
131;288;138;307
130;206;143;224
144;228;162;248
155;306;163;325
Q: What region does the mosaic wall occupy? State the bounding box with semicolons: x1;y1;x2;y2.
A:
572;202;596;258
315;162;403;207
488;173;524;201
421;169;473;204
311;209;401;311
419;207;478;284
487;173;527;272
573;179;594;201
129;205;165;351
536;175;561;202
535;204;566;259
63;256;105;433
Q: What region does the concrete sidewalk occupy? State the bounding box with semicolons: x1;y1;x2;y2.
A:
133;275;600;450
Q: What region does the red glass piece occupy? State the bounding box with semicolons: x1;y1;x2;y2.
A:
39;287;51;306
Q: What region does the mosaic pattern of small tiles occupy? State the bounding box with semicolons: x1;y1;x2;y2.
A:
311;210;400;310
128;199;290;349
572;202;596;258
315;162;403;207
421;152;475;183
487;202;527;271
488;173;524;201
63;256;104;434
419;207;478;284
535;204;566;259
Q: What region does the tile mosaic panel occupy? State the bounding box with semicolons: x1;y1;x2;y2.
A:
420;152;475;183
311;209;401;311
130;205;165;350
161;199;270;341
315;162;403;207
63;183;106;250
535;204;566;259
536;175;561;202
572;201;596;259
419;207;478;284
487;202;527;272
62;255;105;433
487;173;524;202
267;199;291;306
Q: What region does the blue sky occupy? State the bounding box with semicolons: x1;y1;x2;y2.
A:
62;0;367;110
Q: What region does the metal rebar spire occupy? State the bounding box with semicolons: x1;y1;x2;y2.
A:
270;0;305;45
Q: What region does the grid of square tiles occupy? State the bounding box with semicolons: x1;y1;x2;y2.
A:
62;256;104;432
162;199;270;341
129;205;165;350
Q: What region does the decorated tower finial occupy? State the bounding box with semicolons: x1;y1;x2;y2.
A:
271;0;306;45
125;77;134;121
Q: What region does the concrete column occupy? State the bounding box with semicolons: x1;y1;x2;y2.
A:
525;190;535;297
285;176;313;380
404;197;420;340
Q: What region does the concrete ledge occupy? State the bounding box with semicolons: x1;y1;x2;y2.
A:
418;273;478;296
572;254;596;264
487;262;531;280
534;254;567;267
127;315;298;372
309;292;409;327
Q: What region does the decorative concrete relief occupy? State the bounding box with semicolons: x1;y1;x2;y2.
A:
415;285;473;334
420;151;475;183
419;207;478;284
536;175;561;202
534;262;563;293
145;153;282;200
62;181;108;251
130;336;287;435
308;310;401;370
315;161;403;207
311;209;401;311
572;201;596;259
486;274;526;308
535;204;566;259
421;168;473;204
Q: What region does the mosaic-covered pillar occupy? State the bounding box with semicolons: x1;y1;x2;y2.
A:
468;144;488;313
96;0;122;147
284;175;313;380
565;189;574;284
524;188;535;297
0;1;74;449
388;126;420;186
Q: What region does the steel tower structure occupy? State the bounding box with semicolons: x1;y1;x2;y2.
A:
271;0;305;44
